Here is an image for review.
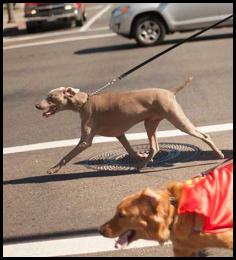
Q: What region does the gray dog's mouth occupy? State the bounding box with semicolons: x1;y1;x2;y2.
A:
43;106;57;117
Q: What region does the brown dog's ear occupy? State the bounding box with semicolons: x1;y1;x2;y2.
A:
166;182;177;195
166;181;183;201
140;188;161;213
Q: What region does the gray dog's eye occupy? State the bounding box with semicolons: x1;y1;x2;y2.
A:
47;96;53;102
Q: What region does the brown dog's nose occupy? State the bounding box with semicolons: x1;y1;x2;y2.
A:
35;104;40;109
99;224;112;237
98;226;104;236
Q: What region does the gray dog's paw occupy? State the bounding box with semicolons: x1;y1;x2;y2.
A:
136;151;148;161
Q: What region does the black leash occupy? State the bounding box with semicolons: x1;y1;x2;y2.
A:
90;14;233;96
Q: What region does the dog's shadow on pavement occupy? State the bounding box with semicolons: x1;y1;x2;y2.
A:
3;149;232;186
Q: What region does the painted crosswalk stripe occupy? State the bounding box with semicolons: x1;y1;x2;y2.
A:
3;33;116;50
3;123;233;155
3;234;172;257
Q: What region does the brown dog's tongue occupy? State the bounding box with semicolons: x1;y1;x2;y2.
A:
115;230;132;249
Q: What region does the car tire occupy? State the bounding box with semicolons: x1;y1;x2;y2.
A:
75;19;83;27
26;23;37;33
133;16;166;46
75;12;86;27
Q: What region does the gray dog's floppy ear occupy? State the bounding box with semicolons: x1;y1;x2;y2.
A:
64;89;88;108
63;87;80;98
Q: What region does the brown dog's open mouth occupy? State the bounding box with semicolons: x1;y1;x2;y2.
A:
43;106;57;117
115;230;136;249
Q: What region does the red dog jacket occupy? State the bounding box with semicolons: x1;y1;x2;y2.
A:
178;159;233;233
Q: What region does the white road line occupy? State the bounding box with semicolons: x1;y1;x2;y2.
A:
3;234;171;257
3;28;84;42
3;33;117;50
79;4;113;32
86;5;105;11
88;26;110;32
3;26;110;43
3;123;233;155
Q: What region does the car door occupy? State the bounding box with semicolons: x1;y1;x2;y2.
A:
216;3;233;26
163;3;221;31
217;3;233;15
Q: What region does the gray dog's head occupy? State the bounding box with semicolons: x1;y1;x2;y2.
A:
35;87;88;117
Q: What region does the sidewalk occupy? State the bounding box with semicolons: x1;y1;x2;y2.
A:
3;4;26;36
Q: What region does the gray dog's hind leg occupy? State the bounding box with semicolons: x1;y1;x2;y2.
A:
137;119;161;170
166;101;224;159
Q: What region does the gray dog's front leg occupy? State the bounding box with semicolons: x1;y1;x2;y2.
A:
117;134;147;161
47;134;94;174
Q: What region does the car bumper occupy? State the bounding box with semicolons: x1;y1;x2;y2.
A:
109;13;133;38
25;12;82;23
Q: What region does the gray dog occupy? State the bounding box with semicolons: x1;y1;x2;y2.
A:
35;77;224;174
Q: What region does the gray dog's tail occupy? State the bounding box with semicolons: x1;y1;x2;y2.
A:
170;76;193;95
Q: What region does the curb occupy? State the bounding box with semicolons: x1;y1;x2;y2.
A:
3;24;19;35
3;21;26;36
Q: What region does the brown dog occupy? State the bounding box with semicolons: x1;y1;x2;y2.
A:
99;160;233;256
35;77;224;174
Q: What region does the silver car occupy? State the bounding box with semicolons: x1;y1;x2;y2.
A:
110;3;233;46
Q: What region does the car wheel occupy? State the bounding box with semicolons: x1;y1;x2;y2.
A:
75;19;83;27
133;16;165;46
26;23;37;33
75;12;87;27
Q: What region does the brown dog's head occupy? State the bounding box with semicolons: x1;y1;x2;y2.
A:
35;87;88;117
99;187;175;249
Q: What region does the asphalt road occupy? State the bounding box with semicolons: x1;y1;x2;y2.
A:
3;3;233;257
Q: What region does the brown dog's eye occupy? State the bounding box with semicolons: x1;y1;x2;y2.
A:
118;210;126;218
118;212;125;218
